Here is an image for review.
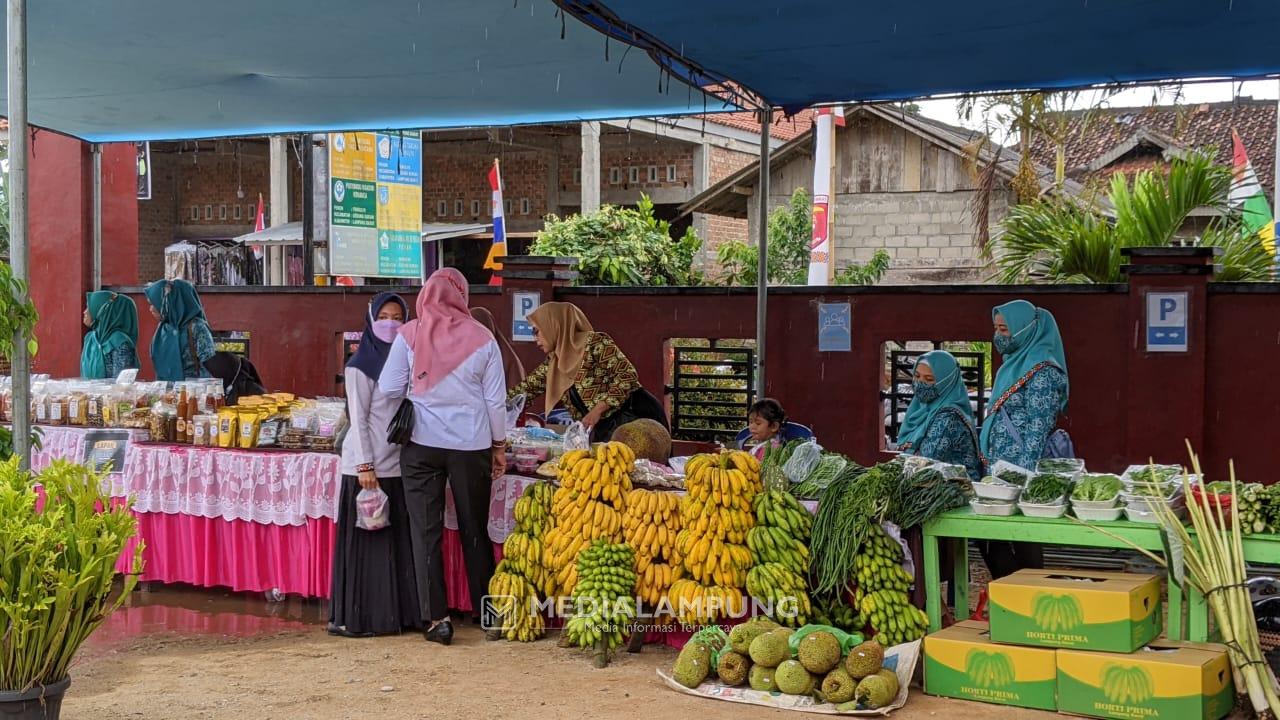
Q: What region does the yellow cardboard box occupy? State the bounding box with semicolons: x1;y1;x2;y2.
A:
988;569;1161;652
1057;640;1232;720
924;620;1057;711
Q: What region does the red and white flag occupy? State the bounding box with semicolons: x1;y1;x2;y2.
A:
483;159;508;286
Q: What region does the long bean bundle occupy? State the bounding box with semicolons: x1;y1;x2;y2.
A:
888;467;968;529
810;463;898;595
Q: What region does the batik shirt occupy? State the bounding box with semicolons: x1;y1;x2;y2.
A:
509;332;640;420
105;344;140;379
984;365;1068;471
912;408;982;482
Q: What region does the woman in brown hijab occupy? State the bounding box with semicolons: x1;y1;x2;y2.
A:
507;302;667;442
470;307;526;390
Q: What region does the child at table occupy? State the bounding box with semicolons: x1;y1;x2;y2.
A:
743;399;787;461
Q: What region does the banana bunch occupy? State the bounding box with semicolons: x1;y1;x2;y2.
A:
854;525;926;646
502;530;545;592
668;578;746;625
753;488;813;540
811;593;862;633
541;443;634;597
562;540;637;652
746;562;811;626
622;488;682;606
512;481;554;538
673;450;761;624
745;525;810;577
488;561;545;642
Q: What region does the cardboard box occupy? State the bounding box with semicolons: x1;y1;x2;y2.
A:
923;620;1057;711
1057;641;1232;720
988;569;1161;652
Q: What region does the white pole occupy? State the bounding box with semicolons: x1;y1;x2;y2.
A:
807;109;836;285
7;0;30;468
92;144;103;290
269;136;289;285
580;122;601;214
755;110;771;397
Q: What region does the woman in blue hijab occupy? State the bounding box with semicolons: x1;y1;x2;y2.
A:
896;350;981;481
144;279;216;381
980;299;1069;578
81;291;140;379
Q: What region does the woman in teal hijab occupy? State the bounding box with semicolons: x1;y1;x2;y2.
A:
896;350;981;481
80;291;139;379
980;299;1069;578
144;279;216;381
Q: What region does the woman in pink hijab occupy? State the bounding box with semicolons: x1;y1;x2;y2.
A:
378;268;508;647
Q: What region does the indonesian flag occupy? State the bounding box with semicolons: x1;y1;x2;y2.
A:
1230;129;1276;253
483;159;507;286
251;192;266;259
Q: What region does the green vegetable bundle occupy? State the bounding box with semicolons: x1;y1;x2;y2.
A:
995;469;1029;486
1072;474;1122;502
1128;465;1181;485
810;462;900;595
790;453;854;500
1022;473;1071;504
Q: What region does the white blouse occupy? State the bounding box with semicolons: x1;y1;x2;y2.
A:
340;367;403;478
377;334;507;452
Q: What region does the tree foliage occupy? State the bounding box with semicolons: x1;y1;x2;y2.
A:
994;153;1272;283
529;195;701;285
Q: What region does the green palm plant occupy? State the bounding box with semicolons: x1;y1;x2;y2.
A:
993;152;1273;283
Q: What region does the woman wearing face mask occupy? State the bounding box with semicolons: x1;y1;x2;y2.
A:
80;291;140;379
329;292;421;638
895;350;981;482
979;299;1069;577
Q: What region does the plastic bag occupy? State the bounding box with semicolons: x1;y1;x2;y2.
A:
506;394;526;431
563;421;591;452
989;459;1034;486
782;440;823;484
355;487;390;531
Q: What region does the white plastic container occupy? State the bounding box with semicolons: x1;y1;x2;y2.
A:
1070;495;1120;511
974;480;1022;502
970;498;1018;517
1124;505;1187;524
1073;505;1124;522
1018;500;1068;518
1124;493;1186;514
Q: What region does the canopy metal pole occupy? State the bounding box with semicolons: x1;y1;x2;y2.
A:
755;109;771;398
7;0;30;468
92;144;103;290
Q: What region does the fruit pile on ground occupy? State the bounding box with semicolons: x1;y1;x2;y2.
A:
542;443;634;596
746;488;813;626
621;488;682;606
670;450;761;624
854;525;928;647
671;620;902;711
562;540;637;653
487;482;555;641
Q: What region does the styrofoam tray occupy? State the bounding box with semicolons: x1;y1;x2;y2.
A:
974;481;1022;502
1073;505;1124;521
1125;505;1187;524
1018;500;1068;518
970;498;1018;516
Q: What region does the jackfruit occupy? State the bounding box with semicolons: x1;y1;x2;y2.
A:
610;419;671;463
797;630;841;674
728;617;778;655
748;628;791;668
672;640;712;688
748;664;778;692
716;650;750;687
844;639;885;679
774;659;815;696
821;667;857;704
855;669;899;709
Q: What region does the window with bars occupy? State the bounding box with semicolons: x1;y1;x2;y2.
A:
665;339;757;443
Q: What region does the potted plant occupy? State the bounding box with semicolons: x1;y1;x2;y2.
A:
0;458;142;719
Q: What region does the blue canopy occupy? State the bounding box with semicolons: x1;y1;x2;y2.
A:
0;0;735;142
3;0;1280;141
565;0;1280;112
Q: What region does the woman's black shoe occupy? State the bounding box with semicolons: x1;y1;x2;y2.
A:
326;623;374;639
424;620;453;646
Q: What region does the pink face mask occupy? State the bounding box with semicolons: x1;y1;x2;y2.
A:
371;319;402;343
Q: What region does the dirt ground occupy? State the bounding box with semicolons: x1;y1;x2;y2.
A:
63;619;1056;720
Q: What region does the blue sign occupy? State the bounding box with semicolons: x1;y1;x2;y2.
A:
512;291;540;343
1146;291;1189;352
818;303;851;352
375;131;422;185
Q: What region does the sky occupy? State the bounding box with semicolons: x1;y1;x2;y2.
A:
913;79;1280;135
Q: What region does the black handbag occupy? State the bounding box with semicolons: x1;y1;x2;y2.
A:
387;398;415;446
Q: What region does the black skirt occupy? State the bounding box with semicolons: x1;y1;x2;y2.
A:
329;475;422;634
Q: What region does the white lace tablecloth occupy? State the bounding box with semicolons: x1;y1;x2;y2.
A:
123;443;342;526
30;425;145;498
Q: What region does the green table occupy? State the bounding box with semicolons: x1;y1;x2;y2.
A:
922;509;1280;642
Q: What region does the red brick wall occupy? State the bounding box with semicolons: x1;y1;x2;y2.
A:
422;145;548;233
703;146;754;250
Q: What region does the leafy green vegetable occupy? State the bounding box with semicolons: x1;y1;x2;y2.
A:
1129;465;1181;485
1127;482;1178;499
1072;474;1122;502
1023;473;1071;504
996;469;1029;486
1036;458;1084;474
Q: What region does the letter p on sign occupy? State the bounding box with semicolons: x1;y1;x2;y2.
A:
1146;291;1188;353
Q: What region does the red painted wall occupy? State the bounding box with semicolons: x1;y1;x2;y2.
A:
101;144;141;286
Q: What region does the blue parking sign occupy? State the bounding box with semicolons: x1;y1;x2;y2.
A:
1146;291;1188;352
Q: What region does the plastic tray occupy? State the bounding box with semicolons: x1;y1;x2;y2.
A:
1018;500;1068;518
1073;505;1124;522
1070;495;1120;511
1124;493;1186;514
974;481;1022;502
970;498;1018;517
1125;505;1187;524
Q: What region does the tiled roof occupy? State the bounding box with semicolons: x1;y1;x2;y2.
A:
704;108;816;140
1027;98;1276;197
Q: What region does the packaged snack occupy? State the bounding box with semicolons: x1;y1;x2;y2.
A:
217;408;238;448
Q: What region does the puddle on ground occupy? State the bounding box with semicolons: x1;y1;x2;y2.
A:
83;583;328;656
